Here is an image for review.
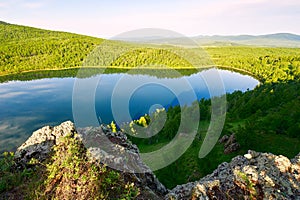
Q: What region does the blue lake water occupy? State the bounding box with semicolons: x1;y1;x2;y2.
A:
0;68;259;152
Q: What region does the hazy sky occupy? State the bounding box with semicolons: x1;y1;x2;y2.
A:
1;0;300;38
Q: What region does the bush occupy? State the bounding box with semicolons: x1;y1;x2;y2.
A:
32;133;139;199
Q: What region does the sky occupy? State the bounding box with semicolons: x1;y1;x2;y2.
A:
1;0;300;38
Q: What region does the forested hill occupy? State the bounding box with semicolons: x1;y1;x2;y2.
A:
1;21;300;84
0;21;208;75
0;21;103;75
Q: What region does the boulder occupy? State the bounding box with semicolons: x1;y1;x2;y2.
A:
224;142;240;154
222;133;240;154
224;133;237;148
14;121;167;197
218;135;229;144
14;121;76;167
165;150;300;199
78;126;168;196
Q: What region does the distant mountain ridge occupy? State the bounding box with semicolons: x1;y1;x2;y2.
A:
260;33;300;41
192;33;300;47
195;33;300;41
117;32;300;47
2;20;300;47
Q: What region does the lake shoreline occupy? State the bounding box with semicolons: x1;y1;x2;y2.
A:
0;68;259;153
0;65;260;82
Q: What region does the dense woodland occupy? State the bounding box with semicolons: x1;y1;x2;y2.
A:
128;79;300;188
1;21;300;84
0;22;300;190
209;47;300;83
0;22;103;74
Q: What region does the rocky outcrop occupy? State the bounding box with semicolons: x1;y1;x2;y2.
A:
165;150;300;199
77;125;167;197
14;121;300;200
219;133;240;154
15;121;76;167
14;121;167;198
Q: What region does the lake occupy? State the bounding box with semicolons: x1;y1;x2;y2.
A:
0;68;259;152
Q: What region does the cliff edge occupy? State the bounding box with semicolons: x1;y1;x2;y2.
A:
5;121;300;199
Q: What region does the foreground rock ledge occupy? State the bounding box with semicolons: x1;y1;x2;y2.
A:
165;151;300;199
15;121;167;199
15;121;300;200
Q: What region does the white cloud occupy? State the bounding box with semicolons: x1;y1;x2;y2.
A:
0;91;28;99
0;116;39;136
22;1;45;8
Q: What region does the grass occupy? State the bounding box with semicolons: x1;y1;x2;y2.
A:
236;127;300;158
134;118;300;189
0;134;139;200
0;152;24;193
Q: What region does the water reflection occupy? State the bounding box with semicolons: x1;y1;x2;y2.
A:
0;69;259;152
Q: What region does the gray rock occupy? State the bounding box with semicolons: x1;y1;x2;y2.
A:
14;121;167;197
14;121;300;199
14;121;76;167
224;142;240;154
220;133;240;154
218;135;229;144
77;126;168;196
165;150;300;199
224;133;237;148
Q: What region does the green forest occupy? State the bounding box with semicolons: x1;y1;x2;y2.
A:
1;21;300;85
208;47;300;83
0;21;300;192
0;21;103;75
127;79;300;188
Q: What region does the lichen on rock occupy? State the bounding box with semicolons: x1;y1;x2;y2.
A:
165;150;300;199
